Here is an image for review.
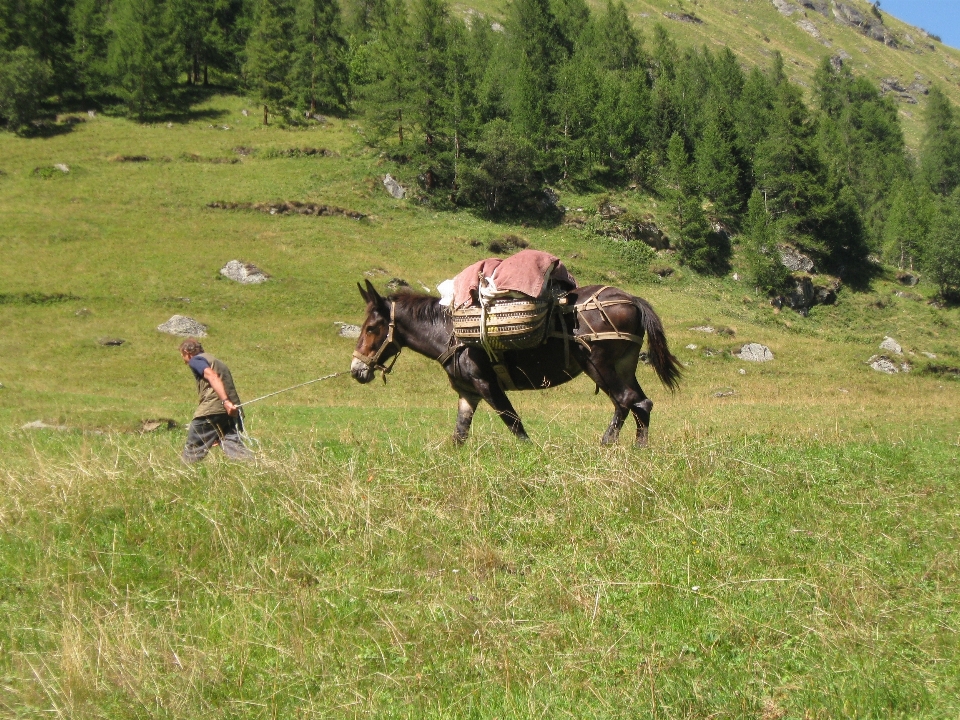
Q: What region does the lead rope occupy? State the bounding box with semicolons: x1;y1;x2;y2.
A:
234;370;350;447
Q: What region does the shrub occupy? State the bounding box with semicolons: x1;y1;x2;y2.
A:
0;47;51;132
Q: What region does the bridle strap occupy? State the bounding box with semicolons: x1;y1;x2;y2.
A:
352;302;401;381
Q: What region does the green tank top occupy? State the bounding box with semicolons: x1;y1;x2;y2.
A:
193;353;242;419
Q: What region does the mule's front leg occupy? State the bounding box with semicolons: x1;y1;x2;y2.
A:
477;380;529;441
454;394;480;445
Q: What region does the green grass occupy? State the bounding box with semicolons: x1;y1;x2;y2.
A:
1;92;960;717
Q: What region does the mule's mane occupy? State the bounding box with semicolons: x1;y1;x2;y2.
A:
388;291;447;324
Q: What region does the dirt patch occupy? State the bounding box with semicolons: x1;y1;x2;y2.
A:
140;418;178;432
233;146;255;156
921;364;960;378
208;201;366;220
487;234;528;254
0;292;81;305
109;154;150;162
261;147;338;158
180;153;239;164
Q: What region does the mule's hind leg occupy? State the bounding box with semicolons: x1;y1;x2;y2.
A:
580;343;646;446
453;393;481;445
630;396;653;447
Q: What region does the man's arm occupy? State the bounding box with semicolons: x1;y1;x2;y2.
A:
203;367;238;416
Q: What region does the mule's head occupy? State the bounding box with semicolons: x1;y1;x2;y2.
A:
351;279;398;384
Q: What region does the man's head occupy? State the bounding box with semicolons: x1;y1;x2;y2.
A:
179;338;204;363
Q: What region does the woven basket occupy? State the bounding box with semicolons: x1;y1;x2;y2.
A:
452;297;552;352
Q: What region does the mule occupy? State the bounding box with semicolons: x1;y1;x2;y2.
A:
350;280;681;446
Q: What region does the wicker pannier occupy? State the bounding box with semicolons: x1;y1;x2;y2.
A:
452;296;553;352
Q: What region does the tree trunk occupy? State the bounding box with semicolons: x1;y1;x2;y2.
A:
263;105;268;125
398;109;403;145
203;65;208;85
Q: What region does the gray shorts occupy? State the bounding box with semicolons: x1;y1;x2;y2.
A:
182;414;253;463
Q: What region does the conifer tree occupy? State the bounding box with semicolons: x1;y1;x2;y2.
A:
107;0;179;119
360;0;414;144
0;46;52;130
290;0;349;113
883;178;934;270
743;188;790;293
925;188;960;298
71;0;112;96
407;0;450;183
244;0;294;121
504;0;567;154
697;103;747;227
595;0;641;72
666;132;726;272
920;86;960;197
552;51;599;180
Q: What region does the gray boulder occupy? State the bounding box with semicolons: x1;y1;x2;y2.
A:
737;343;774;362
383;174;406;199
334;322;361;339
220;260;270;284
868;355;910;374
157;315;207;337
879;336;902;355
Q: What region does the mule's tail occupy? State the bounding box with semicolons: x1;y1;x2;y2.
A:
634;297;682;391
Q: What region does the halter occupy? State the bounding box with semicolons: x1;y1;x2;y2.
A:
352;301;402;382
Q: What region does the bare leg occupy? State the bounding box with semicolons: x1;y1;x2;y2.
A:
454;393;480;445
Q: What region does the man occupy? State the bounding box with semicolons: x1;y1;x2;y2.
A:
179;338;254;463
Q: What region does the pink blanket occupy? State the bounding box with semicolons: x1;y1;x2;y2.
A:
453;249;577;309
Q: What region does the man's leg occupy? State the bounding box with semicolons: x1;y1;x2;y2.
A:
216;416;254;461
181;417;220;464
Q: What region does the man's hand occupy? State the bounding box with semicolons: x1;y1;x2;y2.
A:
223;399;239;416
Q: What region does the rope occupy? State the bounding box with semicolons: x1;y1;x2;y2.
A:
235;370;349;408
234;370;350;448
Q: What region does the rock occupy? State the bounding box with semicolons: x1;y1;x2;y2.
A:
879;336;902;354
867;354;909;374
386;278;410;290
54;163;70;173
922;352;937;359
896;271;919;286
778;245;815;273
732;272;741;281
713;388;735;398
140;418;177;432
738;368;746;375
814;284;837;305
220;260;270;284
691;326;715;333
75;308;91;316
98;337;125;346
787;276;815;316
772;0;797;16
334;322;361;338
157;315;207;337
663;11;702;23
22;420;69;431
598;200;626;219
87;110;96;118
737;343;774;362
798;0;828;15
383;173;406;199
797;19;823;39
685;344;698;350
241;109;249;116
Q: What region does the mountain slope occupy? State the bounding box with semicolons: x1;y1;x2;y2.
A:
454;0;960;148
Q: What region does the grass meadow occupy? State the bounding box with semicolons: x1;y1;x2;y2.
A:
1;94;960;718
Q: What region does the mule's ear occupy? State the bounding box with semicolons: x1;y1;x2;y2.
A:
358;282;369;303
364;279;383;305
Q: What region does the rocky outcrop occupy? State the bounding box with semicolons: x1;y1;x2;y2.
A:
867;355;910;374
772;0;797;16
879;336;902;354
663;11;702;24
833;2;896;47
779;245;815;273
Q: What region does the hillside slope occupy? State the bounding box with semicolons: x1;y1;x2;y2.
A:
454;0;960;148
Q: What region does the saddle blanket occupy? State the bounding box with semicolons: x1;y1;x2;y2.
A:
440;249;577;309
